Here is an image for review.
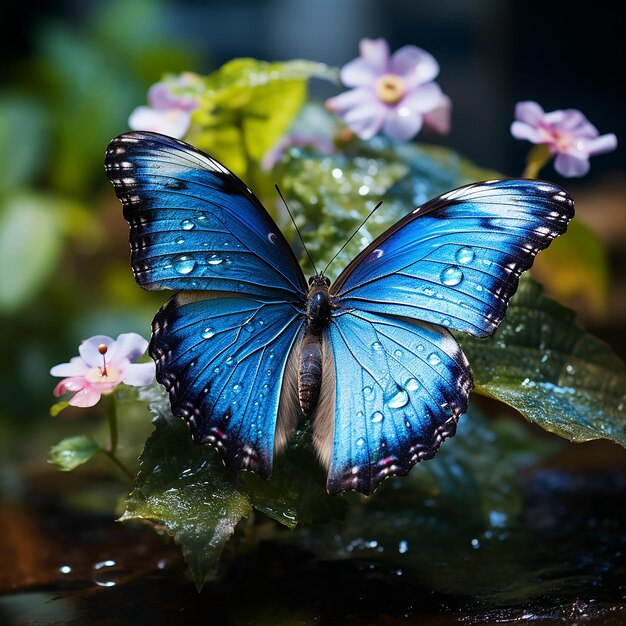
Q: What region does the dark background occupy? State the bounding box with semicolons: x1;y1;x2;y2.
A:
3;0;624;183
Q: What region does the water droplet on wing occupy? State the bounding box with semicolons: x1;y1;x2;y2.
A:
173;255;196;274
456;247;475;264
440;266;463;286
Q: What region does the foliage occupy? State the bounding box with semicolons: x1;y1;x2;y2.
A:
13;23;622;590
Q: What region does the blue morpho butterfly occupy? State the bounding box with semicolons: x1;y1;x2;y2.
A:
104;131;574;495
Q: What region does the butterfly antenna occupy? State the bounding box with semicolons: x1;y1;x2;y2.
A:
275;184;318;275
322;200;383;275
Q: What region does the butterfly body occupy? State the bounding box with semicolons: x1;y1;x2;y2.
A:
105;131;574;495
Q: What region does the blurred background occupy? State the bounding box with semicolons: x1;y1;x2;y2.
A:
1;0;624;447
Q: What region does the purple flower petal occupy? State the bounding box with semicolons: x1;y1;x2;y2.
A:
50;356;88;377
326;88;375;114
423;93;451;134
359;38;390;72
382;106;423;141
554;153;590;177
342;99;387;139
148;83;177;110
79;336;114;368
401;82;443;113
122;362;156;387
107;333;149;365
128;106;191;139
585;133;617;156
390;45;439;86
511;120;544;143
340;58;383;88
514;101;545;126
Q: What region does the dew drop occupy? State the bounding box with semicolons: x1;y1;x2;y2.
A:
405;378;419;391
398;540;408;554
202;328;214;339
356;437;365;447
225;356;235;367
371;411;384;424
371;341;383;352
456;247;475;264
232;382;243;393
440;266;463;286
394;349;403;357
387;388;409;409
427;353;441;366
180;219;195;231
423;287;435;297
363;386;375;401
207;254;223;265
173;255;196;275
175;236;185;245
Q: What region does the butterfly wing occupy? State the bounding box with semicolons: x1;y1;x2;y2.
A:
323;310;472;494
105;131;307;299
152;292;303;476
331;180;574;336
104;132;307;476
322;179;574;493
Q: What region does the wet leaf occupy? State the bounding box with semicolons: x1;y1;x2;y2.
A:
190;59;337;176
460;277;626;448
48;435;100;471
119;387;251;590
242;429;348;529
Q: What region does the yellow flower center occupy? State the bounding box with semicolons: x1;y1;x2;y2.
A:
85;365;120;384
376;74;407;105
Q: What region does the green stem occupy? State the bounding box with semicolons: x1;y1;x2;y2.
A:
97;448;135;483
522;144;553;179
100;392;134;483
102;393;119;455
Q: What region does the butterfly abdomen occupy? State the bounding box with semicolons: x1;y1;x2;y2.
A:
298;332;323;417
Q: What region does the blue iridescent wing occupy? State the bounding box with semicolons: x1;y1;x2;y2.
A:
322;310;472;494
105;132;308;476
151;292;303;477
322;179;573;494
104;131;307;299
331;180;574;336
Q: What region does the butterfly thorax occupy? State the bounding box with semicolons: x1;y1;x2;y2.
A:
299;274;332;417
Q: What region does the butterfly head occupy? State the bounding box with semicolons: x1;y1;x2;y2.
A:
308;274;331;288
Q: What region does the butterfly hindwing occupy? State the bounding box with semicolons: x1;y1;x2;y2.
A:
323;310;472;495
332;180;574;337
151;292;304;477
105;131;307;299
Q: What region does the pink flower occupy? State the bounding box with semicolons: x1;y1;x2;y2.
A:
511;101;617;177
326;38;450;141
51;334;155;408
128;73;202;139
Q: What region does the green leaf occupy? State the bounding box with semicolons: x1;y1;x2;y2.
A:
49;401;70;417
532;217;610;316
0;192;64;312
242;429;348;529
48;435;100;471
120;387;252;590
190;59;337;175
459;277;626;448
279;125;500;279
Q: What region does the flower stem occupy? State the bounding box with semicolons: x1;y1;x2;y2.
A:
523;144;553;179
97;448;135;483
100;392;134;483
102;393;119;454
